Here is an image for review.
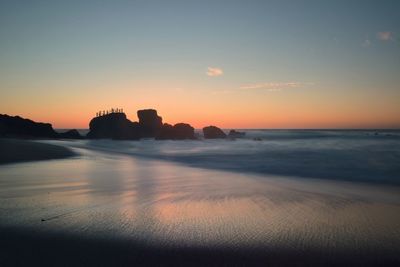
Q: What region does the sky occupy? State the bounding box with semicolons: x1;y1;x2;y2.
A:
0;0;399;129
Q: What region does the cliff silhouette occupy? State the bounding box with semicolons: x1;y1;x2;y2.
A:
0;114;82;139
0;114;58;138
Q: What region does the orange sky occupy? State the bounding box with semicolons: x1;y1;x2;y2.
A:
1;1;399;129
2;82;399;129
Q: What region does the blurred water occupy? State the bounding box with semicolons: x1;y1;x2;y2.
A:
56;129;400;185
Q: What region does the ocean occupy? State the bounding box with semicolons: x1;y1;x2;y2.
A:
66;129;400;185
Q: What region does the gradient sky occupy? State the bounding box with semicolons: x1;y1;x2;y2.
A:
1;0;399;129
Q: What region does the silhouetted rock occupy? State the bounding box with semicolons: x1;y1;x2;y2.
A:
155;123;174;140
203;126;227;139
58;129;83;139
86;108;205;141
228;130;246;138
156;123;195;140
173;123;195;139
0;114;58;138
137;109;162;137
87;113;141;140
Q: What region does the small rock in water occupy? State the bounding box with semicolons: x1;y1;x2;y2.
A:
203;126;227;139
228;130;246;138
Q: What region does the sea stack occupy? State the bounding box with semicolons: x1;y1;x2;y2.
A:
156;123;195;140
203;126;227;139
228;130;246;138
87;112;141;140
86;108;196;140
137;109;163;138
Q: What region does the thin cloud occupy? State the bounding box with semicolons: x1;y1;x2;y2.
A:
240;82;313;91
377;31;393;41
206;67;223;77
362;39;371;47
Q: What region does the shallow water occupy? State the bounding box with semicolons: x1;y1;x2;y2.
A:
0;144;400;263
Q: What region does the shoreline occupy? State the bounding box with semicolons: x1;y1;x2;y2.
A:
0;144;399;266
0;139;76;165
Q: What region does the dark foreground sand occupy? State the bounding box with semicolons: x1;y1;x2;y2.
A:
2;226;399;267
0;139;75;164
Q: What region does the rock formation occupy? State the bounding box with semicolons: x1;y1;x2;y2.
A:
86;113;141;140
172;123;195;140
87;109;198;140
1;110;229;142
155;123;174;140
156;123;195;140
58;129;83;139
0;114;58;138
137;109;163;137
203;126;227;139
228;130;246;138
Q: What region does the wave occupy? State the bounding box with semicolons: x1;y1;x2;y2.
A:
57;130;400;185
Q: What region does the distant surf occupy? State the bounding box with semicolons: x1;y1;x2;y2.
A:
53;129;400;185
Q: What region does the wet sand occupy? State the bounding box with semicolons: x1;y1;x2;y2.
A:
0;139;75;164
0;144;400;266
3;226;398;267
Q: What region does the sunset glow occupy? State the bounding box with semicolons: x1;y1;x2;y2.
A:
1;1;399;129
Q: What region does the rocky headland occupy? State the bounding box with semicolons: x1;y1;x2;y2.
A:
0;114;59;138
0;114;83;139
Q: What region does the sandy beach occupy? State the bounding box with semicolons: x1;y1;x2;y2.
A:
0;140;399;266
0;139;75;164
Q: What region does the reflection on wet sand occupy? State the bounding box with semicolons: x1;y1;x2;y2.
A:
0;147;400;265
